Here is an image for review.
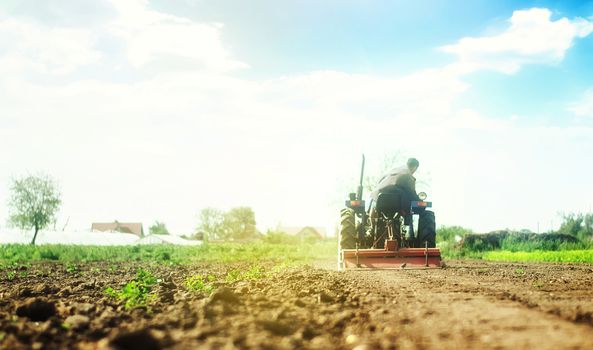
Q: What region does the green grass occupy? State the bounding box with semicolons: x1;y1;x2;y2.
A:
0;241;337;265
8;240;590;265
483;250;593;263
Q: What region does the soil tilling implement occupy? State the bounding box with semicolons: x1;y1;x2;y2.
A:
339;155;442;270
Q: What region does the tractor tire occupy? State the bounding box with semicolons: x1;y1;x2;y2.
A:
340;208;357;249
417;210;436;248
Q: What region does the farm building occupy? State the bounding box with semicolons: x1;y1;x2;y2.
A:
0;229;139;245
91;222;144;237
0;229;202;246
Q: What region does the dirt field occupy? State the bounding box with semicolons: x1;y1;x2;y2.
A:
1;260;593;350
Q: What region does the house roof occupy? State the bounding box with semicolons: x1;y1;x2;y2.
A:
91;222;144;237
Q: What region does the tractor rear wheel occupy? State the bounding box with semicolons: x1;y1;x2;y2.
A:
417;211;436;248
340;208;357;249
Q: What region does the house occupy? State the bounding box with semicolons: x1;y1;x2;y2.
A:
91;222;144;237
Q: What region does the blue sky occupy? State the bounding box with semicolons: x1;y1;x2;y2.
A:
148;1;593;71
0;0;592;235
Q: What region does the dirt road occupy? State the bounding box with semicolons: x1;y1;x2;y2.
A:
1;260;592;349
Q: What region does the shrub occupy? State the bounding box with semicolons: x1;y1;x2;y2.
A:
460;230;510;252
437;226;473;243
460;230;584;253
501;233;579;252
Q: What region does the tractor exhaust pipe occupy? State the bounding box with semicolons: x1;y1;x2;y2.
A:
356;154;365;201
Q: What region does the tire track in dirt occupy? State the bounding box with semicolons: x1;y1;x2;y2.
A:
402;260;593;326
340;260;593;349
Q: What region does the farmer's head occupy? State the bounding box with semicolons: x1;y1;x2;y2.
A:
407;158;419;174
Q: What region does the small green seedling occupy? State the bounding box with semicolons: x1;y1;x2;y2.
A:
6;271;16;281
104;269;158;310
66;263;78;274
185;275;216;294
225;265;266;283
243;265;265;280
225;270;242;283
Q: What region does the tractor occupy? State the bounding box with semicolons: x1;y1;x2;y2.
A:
339;155;442;269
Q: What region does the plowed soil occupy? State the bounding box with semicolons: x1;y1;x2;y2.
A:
1;260;593;350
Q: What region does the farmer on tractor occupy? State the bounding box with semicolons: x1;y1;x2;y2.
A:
339;155;442;268
340;155;440;268
368;157;421;239
371;157;420;203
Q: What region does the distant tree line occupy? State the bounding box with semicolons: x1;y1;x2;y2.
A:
4;173;259;244
8;173;591;246
192;207;257;241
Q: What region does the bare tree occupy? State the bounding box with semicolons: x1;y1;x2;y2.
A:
223;207;257;240
196;207;225;241
8;174;61;245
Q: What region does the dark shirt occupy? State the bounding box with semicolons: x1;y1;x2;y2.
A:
371;166;417;200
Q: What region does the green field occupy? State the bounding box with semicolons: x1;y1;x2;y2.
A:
0;241;337;265
482;250;593;263
436;225;593;263
3;241;593;266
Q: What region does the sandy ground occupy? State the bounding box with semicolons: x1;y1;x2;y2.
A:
1;260;592;349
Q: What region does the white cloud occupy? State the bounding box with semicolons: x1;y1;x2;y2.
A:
0;62;486;233
0;0;246;76
569;88;593;117
1;4;592;235
441;8;593;74
0;18;102;75
108;0;247;71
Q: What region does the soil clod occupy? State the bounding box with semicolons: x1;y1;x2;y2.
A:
64;315;90;331
208;287;240;304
